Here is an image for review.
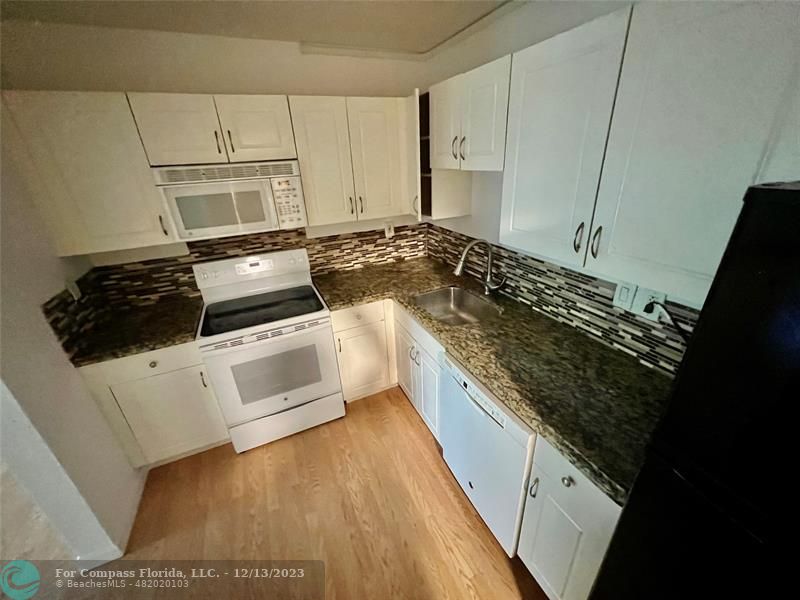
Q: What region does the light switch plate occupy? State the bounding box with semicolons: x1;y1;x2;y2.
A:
384;222;395;239
631;288;666;321
613;281;637;310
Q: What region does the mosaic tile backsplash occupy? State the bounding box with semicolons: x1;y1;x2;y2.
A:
427;224;699;375
43;224;427;355
43;221;699;376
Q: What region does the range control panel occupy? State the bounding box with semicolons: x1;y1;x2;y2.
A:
271;176;308;229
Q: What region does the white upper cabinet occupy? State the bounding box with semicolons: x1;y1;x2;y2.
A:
2;91;175;256
430;75;462;170
290;96;357;226
460;56;511;171
128;93;227;165
347;97;406;220
430;56;511;171
587;2;800;307
499;9;630;268
214;94;297;162
291;95;415;227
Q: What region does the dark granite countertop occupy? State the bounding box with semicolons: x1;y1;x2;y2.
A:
71;295;203;368
314;257;673;504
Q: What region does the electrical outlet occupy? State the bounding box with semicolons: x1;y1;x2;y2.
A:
384;221;395;239
66;278;82;301
612;281;637;310
631;288;666;322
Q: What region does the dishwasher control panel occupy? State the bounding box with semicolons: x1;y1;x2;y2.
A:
444;357;506;428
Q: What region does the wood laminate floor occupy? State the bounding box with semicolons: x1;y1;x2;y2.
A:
123;387;547;600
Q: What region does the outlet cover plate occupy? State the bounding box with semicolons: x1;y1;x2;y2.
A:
613;281;637;310
631;288;666;321
384;221;395;239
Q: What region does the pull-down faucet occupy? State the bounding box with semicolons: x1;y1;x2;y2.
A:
453;239;506;295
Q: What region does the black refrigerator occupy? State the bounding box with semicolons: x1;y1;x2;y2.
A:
590;182;799;599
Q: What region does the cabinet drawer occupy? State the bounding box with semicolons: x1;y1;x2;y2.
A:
533;436;619;509
94;342;203;385
331;301;384;332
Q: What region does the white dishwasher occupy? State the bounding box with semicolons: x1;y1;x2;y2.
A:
439;354;535;557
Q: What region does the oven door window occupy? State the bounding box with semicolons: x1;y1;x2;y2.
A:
231;344;322;405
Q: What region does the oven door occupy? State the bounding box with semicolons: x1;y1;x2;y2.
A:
201;323;342;427
163;179;279;240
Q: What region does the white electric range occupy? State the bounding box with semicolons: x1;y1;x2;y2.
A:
193;249;345;453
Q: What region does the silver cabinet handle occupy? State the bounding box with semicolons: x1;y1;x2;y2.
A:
409;347;417;361
227;130;235;153
359;196;364;214
338;338;342;353
214;130;222;154
451;136;458;160
348;197;354;214
158;215;169;237
590;226;603;259
459;136;466;160
529;477;540;498
413;195;419;214
561;476;575;488
573;221;585;253
149;360;158;368
200;371;208;388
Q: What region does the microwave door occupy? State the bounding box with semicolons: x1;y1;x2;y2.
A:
164;180;278;240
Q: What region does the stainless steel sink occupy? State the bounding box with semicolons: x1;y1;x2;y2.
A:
413;286;500;325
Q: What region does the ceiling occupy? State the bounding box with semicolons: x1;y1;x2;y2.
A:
0;0;510;54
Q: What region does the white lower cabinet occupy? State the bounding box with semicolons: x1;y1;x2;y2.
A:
111;366;227;464
393;312;442;440
80;342;228;467
332;302;391;402
518;437;621;600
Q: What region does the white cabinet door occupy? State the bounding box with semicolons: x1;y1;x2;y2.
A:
587;2;800;307
404;89;422;220
2;91;175;256
127;93;227;166
214;94;297;162
518;439;621;600
336;321;390;402
429;75;462;170
416;347;440;439
289;96;357;226
347;97;406;220
112;366;228;464
394;323;416;404
460;55;511;171
499;9;629;268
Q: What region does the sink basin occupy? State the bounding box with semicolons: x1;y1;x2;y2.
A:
413;286;500;325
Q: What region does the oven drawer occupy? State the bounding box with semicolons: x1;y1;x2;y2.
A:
94;342;203;385
331;301;384;332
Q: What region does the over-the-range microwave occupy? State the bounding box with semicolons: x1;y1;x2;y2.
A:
153;160;308;241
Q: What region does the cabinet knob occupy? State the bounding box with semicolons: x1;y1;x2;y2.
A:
561;476;575;488
149;360;158;368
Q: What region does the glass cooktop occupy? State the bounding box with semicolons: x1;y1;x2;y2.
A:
200;285;324;337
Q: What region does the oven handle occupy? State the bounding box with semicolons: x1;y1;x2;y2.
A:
198;320;333;358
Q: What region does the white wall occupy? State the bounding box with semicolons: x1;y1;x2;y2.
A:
0;129;147;557
425;0;627;83
0;2;626;95
0;384;117;562
0;20;428;96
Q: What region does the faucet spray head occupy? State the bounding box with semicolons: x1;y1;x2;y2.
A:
453;259;465;276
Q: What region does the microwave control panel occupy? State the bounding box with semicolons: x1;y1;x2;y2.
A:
271;176;308;229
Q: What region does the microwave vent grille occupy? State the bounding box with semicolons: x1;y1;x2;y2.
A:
155;161;298;184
